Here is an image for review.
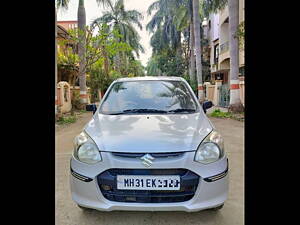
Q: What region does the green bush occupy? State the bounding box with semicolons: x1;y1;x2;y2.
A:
209;109;232;118
209;109;244;121
57;115;77;125
71;91;81;110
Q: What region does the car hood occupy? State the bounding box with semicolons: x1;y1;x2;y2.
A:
84;113;213;153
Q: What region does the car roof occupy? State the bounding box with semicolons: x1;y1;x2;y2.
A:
115;76;186;82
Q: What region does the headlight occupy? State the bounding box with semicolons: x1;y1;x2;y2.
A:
73;131;102;164
194;130;224;164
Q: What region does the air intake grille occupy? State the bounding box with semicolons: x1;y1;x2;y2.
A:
112;152;184;158
97;169;200;203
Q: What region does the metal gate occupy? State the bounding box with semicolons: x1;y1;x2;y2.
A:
219;84;230;107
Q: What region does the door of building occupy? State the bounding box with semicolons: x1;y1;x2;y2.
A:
219;84;230;107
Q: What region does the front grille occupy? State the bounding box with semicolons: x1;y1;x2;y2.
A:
112;152;184;159
97;169;200;203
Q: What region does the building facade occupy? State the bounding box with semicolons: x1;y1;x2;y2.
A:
56;20;91;108
57;21;78;54
56;23;78;84
205;0;244;84
57;20;78;31
203;0;245;107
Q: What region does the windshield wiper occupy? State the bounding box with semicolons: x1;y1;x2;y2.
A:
122;108;168;114
108;108;195;115
167;108;196;113
107;112;126;115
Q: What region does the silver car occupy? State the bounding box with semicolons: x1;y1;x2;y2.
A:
70;76;228;212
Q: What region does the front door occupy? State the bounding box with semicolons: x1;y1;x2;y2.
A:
219;84;230;107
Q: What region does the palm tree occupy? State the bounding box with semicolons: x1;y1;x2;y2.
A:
228;0;243;112
184;0;228;100
189;20;196;84
146;57;162;76
96;0;115;12
173;0;195;83
77;0;87;105
147;0;188;79
93;0;144;59
192;0;204;102
202;0;227;17
147;0;182;54
56;0;70;114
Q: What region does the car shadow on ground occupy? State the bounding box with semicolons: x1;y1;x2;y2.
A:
78;209;225;225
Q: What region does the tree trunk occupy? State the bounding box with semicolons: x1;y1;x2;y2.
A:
78;0;87;105
121;51;127;75
189;22;196;84
55;8;58;114
115;53;121;73
124;53;129;75
192;0;204;102
175;31;183;75
228;0;243;112
176;31;183;56
102;46;109;77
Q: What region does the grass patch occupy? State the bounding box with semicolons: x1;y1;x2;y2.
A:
209;109;244;121
57;115;77;125
209;109;232;118
56;109;89;126
77;109;87;114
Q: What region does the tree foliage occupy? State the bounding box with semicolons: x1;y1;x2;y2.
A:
202;0;227;17
57;0;146;103
92;0;144;57
145;0;231;93
147;49;186;77
68;24;130;74
236;21;245;50
56;0;70;10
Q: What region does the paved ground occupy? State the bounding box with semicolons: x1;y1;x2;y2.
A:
55;112;244;225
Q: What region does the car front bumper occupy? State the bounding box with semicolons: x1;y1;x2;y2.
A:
70;151;229;212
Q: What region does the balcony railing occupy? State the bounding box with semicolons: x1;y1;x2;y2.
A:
220;41;229;54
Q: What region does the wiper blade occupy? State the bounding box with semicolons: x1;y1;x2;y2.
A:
167;108;196;113
108;108;195;115
122;108;168;114
108;112;126;115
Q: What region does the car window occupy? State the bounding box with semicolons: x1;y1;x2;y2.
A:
100;80;198;115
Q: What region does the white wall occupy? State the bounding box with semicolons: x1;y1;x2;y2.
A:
212;13;219;41
220;22;229;45
209;13;220;72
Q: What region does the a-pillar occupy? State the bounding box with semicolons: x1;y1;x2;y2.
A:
213;80;223;106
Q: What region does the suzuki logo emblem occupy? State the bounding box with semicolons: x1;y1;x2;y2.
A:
140;154;155;167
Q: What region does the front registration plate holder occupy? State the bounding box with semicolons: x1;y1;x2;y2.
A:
116;175;181;190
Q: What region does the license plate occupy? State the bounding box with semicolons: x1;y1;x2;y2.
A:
117;175;181;190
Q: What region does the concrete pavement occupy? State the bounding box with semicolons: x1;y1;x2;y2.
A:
55;112;244;225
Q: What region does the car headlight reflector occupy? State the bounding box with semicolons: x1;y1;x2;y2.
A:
194;131;224;164
73;131;102;164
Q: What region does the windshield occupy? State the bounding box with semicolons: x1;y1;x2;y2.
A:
100;80;198;115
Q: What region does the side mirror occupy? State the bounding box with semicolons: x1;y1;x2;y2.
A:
86;104;97;114
202;101;213;113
